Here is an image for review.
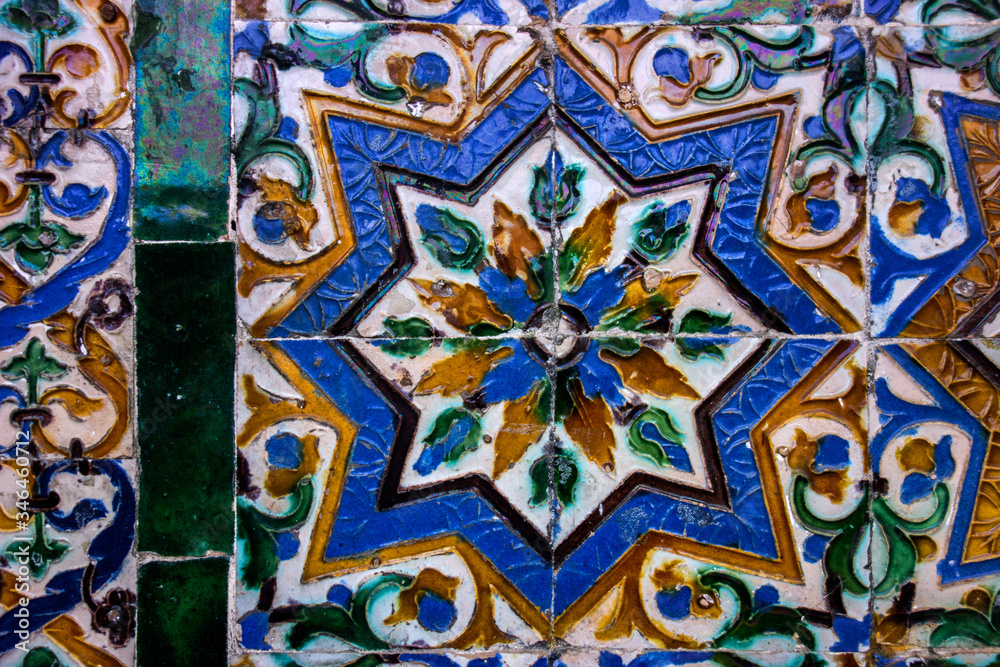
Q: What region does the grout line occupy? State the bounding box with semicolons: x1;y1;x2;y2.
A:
137;552;233;565
229;0;242;660
136;6;1000;662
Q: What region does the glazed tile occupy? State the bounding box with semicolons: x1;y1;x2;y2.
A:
867;0;1000;25
236;23;868;337
551;25;867;333
136;242;235;557
0;1;139;660
0;254;134;460
133;0;231;241
870;26;1000;337
0;0;132;131
557;0;854;24
231;653;550;667
9;0;1000;663
871;342;1000;650
559;653;867;667
0;459;137;663
876;654;1000;667
233;0;548;24
554;341;870;652
235;337;552;650
137;558;228;666
233;20;548;337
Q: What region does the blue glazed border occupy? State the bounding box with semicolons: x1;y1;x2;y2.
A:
271;70;551;337
0;131;131;348
554;338;834;615
278;337;553;610
873;345;993;582
274;60;838;336
874;345;997;583
872;92;996;337
553;58;839;335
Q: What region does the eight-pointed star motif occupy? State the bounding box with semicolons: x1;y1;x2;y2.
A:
353;123;768;557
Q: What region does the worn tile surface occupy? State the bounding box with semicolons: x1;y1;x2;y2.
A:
8;0;1000;665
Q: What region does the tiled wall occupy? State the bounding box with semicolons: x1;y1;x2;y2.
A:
7;0;1000;665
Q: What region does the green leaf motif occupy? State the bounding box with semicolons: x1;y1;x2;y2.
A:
599;337;641;357
627;407;690;470
700;571;817;651
0;221;86;274
237;480;314;589
233;77;314;200
631;200;691;262
867;80;947;194
528;454;547;507
1;337;68;404
791;475;872;598
21;647;64;667
5;513;69;580
529;149;584;224
792;470;941;600
553;449;579;507
529;449;578;508
415;408;482;475
345;657;386;667
677;309;732;334
870;485;949;596
287;573;411;650
676;309;744;362
529;251;555;304
380;317;433;357
287;606;384;651
416;205;486;271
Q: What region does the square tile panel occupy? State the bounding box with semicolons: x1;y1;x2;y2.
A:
8;0;1000;665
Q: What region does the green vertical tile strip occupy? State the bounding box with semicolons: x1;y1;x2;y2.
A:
137;243;235;555
138;558;229;666
132;0;230;240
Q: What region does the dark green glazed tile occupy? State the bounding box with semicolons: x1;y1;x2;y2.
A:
133;0;230;241
138;558;229;666
137;243;235;556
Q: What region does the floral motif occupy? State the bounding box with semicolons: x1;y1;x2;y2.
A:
90;588;137;647
374;147;755;504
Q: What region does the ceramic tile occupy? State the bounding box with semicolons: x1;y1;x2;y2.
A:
0;0;138;662
137;558;228;666
559;653;867;667
871;342;1000;651
0;254;134;460
551;25;867;334
233;20;549;337
867;0;1000;25
135;242;235;557
133;0;231;241
557;0;853;24
0;0;132;131
236;23;868;337
234;337;552;651
11;0;1000;664
0;459;137;664
555;342;870;652
876;655;1000;667
233;0;548;24
230;653;869;667
0;0;136;461
230;653;549;667
870;25;1000;337
234;17;880;663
